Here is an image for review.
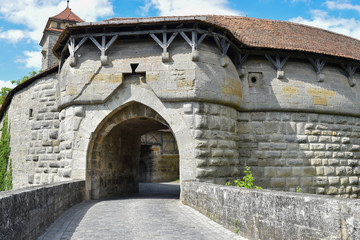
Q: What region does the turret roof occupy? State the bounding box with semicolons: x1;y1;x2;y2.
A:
50;7;84;23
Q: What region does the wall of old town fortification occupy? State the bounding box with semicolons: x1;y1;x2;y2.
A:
3;37;360;199
7;73;63;189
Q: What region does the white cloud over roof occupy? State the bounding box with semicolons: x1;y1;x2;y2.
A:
141;0;242;16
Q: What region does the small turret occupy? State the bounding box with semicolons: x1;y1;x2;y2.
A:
39;1;84;71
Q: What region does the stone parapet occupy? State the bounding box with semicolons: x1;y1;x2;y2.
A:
182;181;360;240
0;180;85;240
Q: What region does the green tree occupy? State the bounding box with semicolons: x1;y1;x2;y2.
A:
0;114;11;191
0;87;12;105
0;70;39;105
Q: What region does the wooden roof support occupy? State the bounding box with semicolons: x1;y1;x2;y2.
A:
213;34;230;67
265;55;289;79
67;36;88;66
309;58;326;82
234;53;249;78
150;31;178;62
89;35;118;65
341;63;357;87
180;30;207;61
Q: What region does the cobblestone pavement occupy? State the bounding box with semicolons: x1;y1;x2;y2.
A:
38;182;246;240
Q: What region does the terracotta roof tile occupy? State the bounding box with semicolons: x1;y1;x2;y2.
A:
51;7;84;23
105;15;360;62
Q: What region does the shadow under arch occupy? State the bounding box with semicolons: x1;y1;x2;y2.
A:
86;101;180;200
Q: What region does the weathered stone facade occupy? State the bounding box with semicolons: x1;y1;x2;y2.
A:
2;15;360;200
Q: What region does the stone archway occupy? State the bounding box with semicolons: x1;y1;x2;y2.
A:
86;102;176;199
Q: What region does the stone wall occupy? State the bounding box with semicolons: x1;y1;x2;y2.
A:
8;73;61;189
0;180;85;240
237;111;360;198
182;181;360;240
181;102;240;184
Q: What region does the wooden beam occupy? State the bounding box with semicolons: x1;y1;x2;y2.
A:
341;63;357;87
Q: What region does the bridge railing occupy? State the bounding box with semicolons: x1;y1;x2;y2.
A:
0;180;85;240
182;181;360;239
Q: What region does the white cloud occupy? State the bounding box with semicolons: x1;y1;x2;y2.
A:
0;0;114;43
0;0;113;69
0;80;16;89
141;0;241;16
325;1;360;13
290;9;360;40
0;29;28;43
15;51;42;69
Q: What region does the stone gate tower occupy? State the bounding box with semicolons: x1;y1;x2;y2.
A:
2;12;360;200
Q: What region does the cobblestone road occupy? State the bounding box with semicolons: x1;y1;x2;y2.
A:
38;182;246;240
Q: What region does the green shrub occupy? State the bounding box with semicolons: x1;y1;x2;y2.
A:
226;166;262;189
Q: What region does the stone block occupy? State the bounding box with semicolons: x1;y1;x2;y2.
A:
315;166;324;175
340;177;349;185
282;151;298;158
319;136;331;143
328;177;340;185
277;167;293;177
264;167;277;178
310;144;325;151
265;151;281;158
310;159;322;166
326;186;338;195
238;123;249;134
308;136;318;143
250;112;266;121
264;122;279;134
300;177;312;186
313;176;328;186
302;167;316;176
271;178;286;188
349;177;359;185
286;177;299;187
194;115;207;129
324;166;335;176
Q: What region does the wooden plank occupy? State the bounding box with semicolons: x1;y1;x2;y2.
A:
180;32;193;47
89;36;102;51
149;33;165;49
74;37;88;53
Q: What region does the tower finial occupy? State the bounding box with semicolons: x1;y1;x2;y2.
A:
67;0;69;8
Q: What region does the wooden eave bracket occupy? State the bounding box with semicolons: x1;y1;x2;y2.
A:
180;30;207;62
213;34;230;67
265;55;289;79
150;31;178;62
89;35;119;66
234;53;249;78
341;63;357;87
67;36;88;67
309;58;326;82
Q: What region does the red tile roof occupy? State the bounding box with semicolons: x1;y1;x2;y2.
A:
101;15;360;62
51;7;84;23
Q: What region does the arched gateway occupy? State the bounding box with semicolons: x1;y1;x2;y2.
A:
2;8;360;199
87;102;181;199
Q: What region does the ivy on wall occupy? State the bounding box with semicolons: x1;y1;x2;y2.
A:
0;113;12;191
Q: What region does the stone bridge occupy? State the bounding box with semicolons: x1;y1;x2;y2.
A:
1;181;359;239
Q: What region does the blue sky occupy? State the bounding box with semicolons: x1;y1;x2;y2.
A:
1;0;360;88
